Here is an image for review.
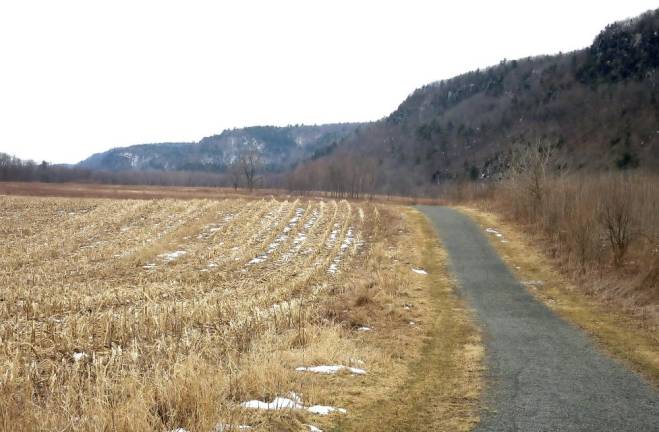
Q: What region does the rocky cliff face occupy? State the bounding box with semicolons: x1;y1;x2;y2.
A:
78;123;364;172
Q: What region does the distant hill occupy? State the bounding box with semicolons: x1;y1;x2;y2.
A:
76;9;659;195
300;9;658;193
78;123;364;173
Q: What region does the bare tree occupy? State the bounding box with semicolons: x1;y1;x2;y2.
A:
239;143;263;191
507;139;553;218
227;160;242;190
599;178;636;267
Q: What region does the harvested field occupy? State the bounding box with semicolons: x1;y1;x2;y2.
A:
0;195;480;431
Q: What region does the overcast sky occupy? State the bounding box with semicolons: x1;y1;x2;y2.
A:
0;1;656;164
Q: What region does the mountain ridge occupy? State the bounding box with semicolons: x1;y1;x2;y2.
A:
78;123;365;173
77;8;659;195
287;8;658;194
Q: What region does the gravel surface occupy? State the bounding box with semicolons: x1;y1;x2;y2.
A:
418;206;658;431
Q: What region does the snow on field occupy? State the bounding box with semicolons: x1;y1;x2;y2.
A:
72;352;88;362
197;222;225;240
159;250;187;262
411;268;428;275
303;209;320;230
307;405;347;415
280;208;319;262
305;425;323;432
326;224;340;248
356;326;372;332
340;227;354;251
241;392;303;410
214;423;252;431
328;227;355;274
248;255;267;265
249;207;305;266
296;365;366;375
241;392;346;415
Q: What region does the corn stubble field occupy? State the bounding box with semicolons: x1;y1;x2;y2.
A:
0;195;471;431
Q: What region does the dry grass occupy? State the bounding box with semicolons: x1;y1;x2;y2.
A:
0;182;445;207
459;206;659;385
335;210;483;432
0;195;478;431
445;173;659;312
440;172;659;386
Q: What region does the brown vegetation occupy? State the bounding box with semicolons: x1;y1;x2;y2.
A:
444;170;658;311
0;182;445;207
0;195;479;431
443;171;658;381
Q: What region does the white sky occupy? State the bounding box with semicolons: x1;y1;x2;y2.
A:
0;1;656;164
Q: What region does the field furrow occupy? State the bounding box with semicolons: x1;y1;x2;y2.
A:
0;195;456;432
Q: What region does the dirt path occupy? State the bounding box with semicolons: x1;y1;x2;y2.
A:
418;206;659;431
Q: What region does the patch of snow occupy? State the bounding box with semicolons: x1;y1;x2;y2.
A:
485;228;504;238
305;425;323;432
120;152;139;167
326;224;340;248
295;365;366;375
241;396;302;410
328;226;357;274
356;326;371;332
214;424;252;431
411;268;428;275
72;352;88;362
240;392;345;415
248;255;267;265
340;227;354;251
248;207;306;266
307;405;347;415
159;250;187;262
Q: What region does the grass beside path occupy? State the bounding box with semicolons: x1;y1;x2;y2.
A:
335;209;483;432
459;206;659;387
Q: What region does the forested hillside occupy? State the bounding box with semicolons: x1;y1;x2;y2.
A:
78;123;363;173
4;10;658;196
286;9;658;195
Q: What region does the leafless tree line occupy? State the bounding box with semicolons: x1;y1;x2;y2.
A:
282;154;379;199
